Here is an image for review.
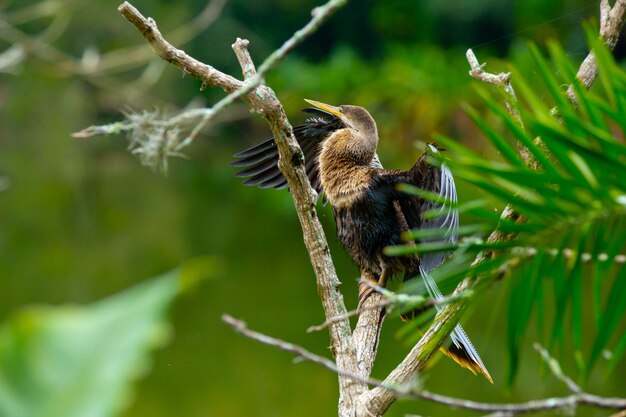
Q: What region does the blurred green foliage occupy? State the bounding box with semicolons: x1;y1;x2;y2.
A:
1;0;625;416
0;269;188;417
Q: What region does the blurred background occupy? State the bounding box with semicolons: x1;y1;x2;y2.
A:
1;0;624;416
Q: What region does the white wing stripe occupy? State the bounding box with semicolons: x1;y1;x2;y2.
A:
415;150;488;378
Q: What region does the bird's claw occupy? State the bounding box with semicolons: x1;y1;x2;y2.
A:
357;271;388;310
357;278;376;310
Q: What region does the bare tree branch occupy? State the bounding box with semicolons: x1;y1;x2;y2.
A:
404;391;626;414
232;38;257;80
224;314;626;415
118;0;349;121
113;1;370;413
222;314;390;390
465;48;523;128
353;292;387;379
307;298;392;334
100;0;229;73
567;0;626;102
532;343;581;394
466;48;530;166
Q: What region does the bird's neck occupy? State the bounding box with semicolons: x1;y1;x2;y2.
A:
322;129;378;167
318;129;378;208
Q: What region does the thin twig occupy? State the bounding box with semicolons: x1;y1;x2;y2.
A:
478;413;515;417
224;314;626;415
232;38;257;80
512;247;626;264
566;0;626;103
466;48;529;166
466;48;523;130
117;0;349;136
404;390;626;414
307;299;393;333
223;314;395;390
533;343;581;394
307;283;476;334
465;50;511;85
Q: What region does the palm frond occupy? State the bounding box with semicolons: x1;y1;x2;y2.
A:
391;37;626;382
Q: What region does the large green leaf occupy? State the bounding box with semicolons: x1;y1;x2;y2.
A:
0;258;215;417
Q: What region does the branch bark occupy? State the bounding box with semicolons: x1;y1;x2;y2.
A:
223;314;626;415
116;1;367;414
566;0;626;102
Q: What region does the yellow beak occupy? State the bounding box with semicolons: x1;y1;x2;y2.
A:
304;99;343;118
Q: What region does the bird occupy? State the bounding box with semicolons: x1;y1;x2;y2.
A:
231;99;492;383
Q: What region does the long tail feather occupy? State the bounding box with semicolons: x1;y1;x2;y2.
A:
419;266;492;383
443;325;493;383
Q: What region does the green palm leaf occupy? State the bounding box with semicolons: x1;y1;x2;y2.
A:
392;37;626;383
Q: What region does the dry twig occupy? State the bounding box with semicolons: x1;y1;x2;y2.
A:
223;315;626;415
566;0;626;103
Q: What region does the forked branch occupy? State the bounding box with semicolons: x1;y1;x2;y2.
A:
223;315;626;415
115;1;371;414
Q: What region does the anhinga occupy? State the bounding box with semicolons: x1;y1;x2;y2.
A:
232;99;492;382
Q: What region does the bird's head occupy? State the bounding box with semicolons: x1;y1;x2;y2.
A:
304;99;377;136
303;99;378;162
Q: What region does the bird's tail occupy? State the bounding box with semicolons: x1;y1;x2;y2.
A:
443;324;493;383
402;267;493;383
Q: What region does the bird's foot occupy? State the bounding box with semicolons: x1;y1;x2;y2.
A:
357;277;377;310
357;271;388;310
399;309;415;323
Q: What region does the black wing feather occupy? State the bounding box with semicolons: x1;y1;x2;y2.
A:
231;108;344;195
234;158;279;177
232;137;276;159
231;144;279;167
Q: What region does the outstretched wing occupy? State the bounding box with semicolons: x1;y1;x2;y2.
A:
398;144;459;271
400;145;492;383
231;108;343;194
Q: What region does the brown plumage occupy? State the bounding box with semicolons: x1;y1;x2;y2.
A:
232;99;492;383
